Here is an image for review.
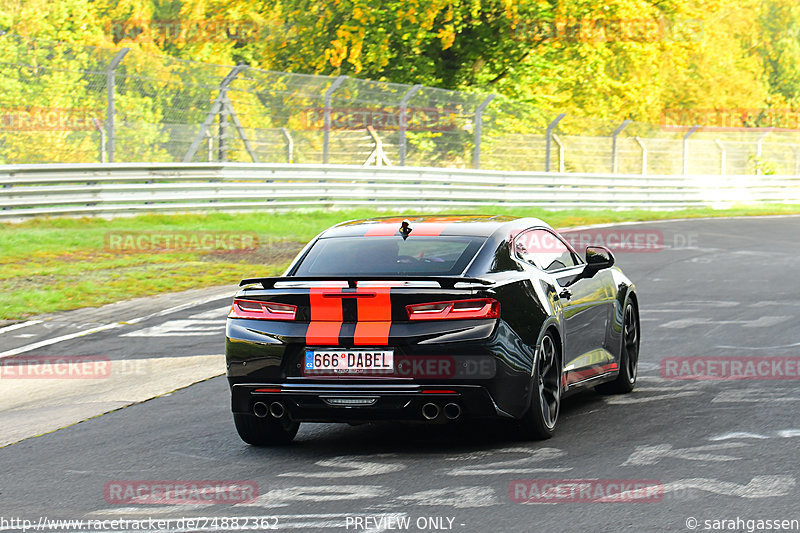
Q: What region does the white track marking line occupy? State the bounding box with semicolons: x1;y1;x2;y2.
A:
662;475;795;499
0;294;231;359
122;319;225;337
0;320;42;335
0;322;123;358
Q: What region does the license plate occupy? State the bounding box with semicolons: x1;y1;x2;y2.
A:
304;350;394;374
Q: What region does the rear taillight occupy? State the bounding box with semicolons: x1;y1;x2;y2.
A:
228;299;297;321
406;298;500;321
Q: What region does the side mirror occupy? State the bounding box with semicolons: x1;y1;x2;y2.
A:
583;246;615;276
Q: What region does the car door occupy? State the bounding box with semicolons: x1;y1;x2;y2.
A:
513;228;616;388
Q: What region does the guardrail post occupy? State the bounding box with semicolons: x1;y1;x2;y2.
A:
552;133;565;172
545;113;567;172
106;48;130;163
634;136;647;175
714;139;726;175
682;125;701;175
472;95;496;169
323;76;347;164
281;128;294;164
611;119;632;173
399;84;422;166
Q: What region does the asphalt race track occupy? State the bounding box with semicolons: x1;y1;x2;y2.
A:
1;216;799;533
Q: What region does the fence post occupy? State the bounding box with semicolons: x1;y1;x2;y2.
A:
106;48;130;163
218;95;229;162
281;127;294;164
364;126;391;167
714;139;726;175
545;113;567;172
472;95;496;169
399;84;422;166
682;125;701;175
552;133;565;172
183;64;246;162
221;92;258;162
322;76;347;164
91;118;107;163
611;119;632;173
634;136;647;175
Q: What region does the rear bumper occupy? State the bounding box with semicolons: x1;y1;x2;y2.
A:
230;382;511;423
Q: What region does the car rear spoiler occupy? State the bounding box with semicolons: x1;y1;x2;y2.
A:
238;276;495;289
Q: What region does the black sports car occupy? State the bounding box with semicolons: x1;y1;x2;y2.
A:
225;215;639;445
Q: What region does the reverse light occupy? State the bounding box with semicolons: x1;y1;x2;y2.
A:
406;298;500;321
229;299;297;321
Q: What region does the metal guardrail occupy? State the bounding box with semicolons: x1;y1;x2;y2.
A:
1;163;799;219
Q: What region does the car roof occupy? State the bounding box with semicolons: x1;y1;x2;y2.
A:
319;215;553;239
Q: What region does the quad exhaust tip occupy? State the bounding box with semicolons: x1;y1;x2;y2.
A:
444;403;462;420
422;403;440;420
253;401;269;418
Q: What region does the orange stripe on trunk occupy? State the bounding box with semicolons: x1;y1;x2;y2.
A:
364;225;398;236
306;288;343;345
410;223;447;236
354;286;392;346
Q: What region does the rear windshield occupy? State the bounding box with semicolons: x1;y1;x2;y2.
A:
293;236;486;276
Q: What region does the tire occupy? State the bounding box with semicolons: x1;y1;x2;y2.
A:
596;300;639;394
233;413;299;446
517;331;561;440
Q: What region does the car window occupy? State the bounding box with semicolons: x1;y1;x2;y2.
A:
514;229;580;272
293;236;486;276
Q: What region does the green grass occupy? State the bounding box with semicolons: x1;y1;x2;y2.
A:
1;205;798;320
